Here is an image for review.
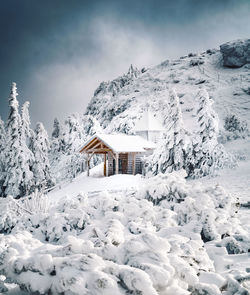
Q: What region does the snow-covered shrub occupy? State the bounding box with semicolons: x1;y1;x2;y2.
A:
0;196;20;233
21;189;50;214
0;191;50;234
138;170;188;205
223;113;249;140
189;58;204;66
1;183;231;294
1;171;249;294
242;86;250;95
138;171;242;243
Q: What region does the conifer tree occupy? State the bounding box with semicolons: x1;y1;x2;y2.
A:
30;122;52;190
3;83;34;197
146;89;186;175
196;88;218;148
0;117;6;195
50;117;62;162
21;101;34;143
82;115;102;137
61;113;84;154
187;88;223;178
52;117;60;139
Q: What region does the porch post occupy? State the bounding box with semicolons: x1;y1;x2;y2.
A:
104;153;107;177
87;153;90;177
115;153;119;175
132;153;136;175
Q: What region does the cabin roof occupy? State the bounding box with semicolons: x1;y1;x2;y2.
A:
134;110;165;132
80;133;156;153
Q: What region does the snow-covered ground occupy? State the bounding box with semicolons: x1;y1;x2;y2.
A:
48;163;144;202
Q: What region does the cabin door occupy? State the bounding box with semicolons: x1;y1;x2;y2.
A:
113;154;128;174
120;153;128;174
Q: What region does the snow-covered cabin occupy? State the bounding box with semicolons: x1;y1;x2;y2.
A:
79;134;156;176
134;110;165;143
79;110;164;177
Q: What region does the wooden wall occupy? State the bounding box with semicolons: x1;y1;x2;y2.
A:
108;152;114;176
107;151;150;176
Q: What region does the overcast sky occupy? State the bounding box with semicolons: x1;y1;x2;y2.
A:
0;0;250;132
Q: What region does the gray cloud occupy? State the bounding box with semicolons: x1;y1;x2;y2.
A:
0;0;249;133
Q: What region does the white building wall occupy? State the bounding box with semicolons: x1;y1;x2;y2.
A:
136;130;163;144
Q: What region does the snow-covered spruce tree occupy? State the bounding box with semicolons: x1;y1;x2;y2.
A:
51;114;85;182
0;117;6;195
82;114;102;137
52;117;60;139
50;117;63;162
20;100;35;174
3;83;34;198
187;88;230;178
21;101;33;143
60;113;85;154
146;89;186;175
127;64;140;80
30;122;52;191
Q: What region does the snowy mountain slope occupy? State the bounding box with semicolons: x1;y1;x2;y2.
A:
86;47;250;135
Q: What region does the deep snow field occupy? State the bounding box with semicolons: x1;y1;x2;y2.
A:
0;137;249;295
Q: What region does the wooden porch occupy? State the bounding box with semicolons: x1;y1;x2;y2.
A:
79;136;137;177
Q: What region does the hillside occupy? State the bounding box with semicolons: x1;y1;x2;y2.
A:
86;42;250;135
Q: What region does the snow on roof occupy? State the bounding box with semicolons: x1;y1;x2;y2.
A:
134;110;165;132
81;133;156;153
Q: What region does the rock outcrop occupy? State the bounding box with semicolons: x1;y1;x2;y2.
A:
220;39;250;68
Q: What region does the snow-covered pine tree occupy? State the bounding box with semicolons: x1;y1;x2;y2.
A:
30;122;52;191
52;117;60;139
127;64;140;80
188;88;226;178
51;114;84;182
3;83;34;197
82;114;102;137
50;117;62;160
60;113;84;155
146;89;186;175
0;117;6;195
20;100;35;175
196;88;219;148
21;101;33;142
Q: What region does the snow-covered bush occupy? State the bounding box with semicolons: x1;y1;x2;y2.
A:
1;171;249;294
138;170;188;205
0;191;50;234
189;58;204;66
222;113;249;140
138;171;242;243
